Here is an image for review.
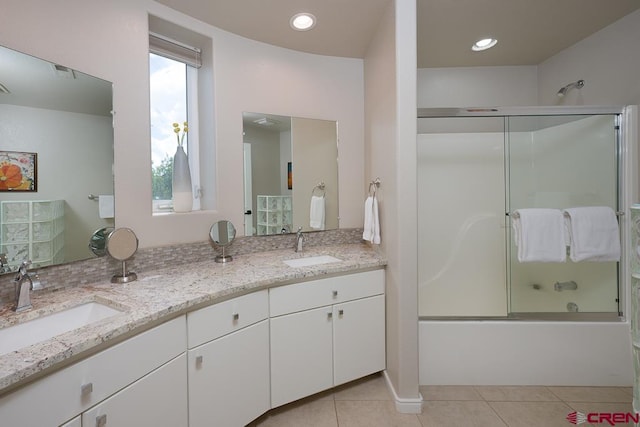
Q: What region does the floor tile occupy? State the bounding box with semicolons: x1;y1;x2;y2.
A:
249;397;338;427
548;386;632;403
418;401;507;427
489;401;576;427
567;402;637;427
334;373;392;401
335;400;422;427
420;385;483;401
475;386;560;402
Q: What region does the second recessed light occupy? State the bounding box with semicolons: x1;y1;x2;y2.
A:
472;38;498;52
290;13;316;31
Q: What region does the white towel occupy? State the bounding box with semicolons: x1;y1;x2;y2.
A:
309;196;325;230
512;208;566;262
363;196;380;244
98;195;114;219
563;206;620;262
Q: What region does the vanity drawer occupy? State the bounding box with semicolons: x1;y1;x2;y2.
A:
187;290;268;348
269;269;384;317
0;315;186;427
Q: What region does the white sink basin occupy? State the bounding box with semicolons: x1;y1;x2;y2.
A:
0;302;123;356
283;255;343;268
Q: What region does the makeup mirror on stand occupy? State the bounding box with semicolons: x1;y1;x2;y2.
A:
210;220;236;263
106;228;138;283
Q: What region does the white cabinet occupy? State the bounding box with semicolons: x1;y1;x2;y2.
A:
333;295;386;385
187;291;270;427
0;316;186;427
270;306;334;407
60;416;81;427
269;269;385;408
81;354;187;427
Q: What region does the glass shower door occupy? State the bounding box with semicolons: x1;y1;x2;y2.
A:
418;117;508;317
507;114;620;314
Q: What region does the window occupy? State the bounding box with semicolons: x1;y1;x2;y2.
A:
149;32;202;213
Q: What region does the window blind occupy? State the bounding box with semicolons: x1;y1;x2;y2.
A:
149;32;202;68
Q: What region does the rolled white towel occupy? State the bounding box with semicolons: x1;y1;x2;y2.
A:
512;208;566;263
563;206;620;262
309;195;325;230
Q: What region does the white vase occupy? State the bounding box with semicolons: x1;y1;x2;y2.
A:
172;145;193;212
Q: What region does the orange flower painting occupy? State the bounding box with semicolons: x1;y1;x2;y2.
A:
0;151;37;192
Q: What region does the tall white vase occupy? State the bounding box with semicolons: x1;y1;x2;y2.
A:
172;145;193;212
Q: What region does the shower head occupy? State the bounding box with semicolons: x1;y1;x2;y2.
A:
557;80;585;97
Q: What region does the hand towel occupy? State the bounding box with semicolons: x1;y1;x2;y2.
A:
512;208;566;262
98;195;114;219
309;195;325;230
563;206;620;262
363;196;380;244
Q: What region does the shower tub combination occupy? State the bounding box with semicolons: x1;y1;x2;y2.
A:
417;106;636;386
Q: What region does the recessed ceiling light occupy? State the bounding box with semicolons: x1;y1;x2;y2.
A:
290;13;316;31
472;38;498;52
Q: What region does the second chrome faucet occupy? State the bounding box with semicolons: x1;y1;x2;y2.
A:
295;227;304;252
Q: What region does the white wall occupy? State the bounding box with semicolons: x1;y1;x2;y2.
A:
0;104;114;262
364;0;421;411
0;0;365;248
538;9;640;107
417;66;538;109
291;118;338;232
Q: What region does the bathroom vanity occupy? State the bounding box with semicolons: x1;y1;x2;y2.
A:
0;244;386;426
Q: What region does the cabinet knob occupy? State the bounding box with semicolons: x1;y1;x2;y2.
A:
196;355;203;365
332;290;338;298
232;313;240;321
96;414;107;427
338;309;344;316
81;382;93;395
327;312;333;319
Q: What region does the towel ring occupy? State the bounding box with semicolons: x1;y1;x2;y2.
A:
311;182;326;197
368;178;381;197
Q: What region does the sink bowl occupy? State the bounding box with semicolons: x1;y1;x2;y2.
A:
0;302;123;356
283;255;343;268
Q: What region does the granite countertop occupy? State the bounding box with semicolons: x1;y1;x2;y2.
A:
0;243;386;395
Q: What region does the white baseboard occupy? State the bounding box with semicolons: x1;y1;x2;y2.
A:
382;371;423;414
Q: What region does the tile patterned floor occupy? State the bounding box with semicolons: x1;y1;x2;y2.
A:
248;373;634;426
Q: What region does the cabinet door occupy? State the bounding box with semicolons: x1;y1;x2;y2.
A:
188;320;270;427
270;306;333;408
60;416;81;427
81;354;188;427
333;295;386;386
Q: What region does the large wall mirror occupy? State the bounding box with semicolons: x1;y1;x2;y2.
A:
0;45;114;273
242;112;339;236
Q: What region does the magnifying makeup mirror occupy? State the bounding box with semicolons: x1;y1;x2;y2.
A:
106;227;139;283
210;220;236;263
88;227;115;257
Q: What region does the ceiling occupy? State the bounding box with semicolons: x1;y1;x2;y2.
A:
156;0;640;68
0;45;112;116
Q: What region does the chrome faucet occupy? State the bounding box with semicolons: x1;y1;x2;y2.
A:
14;260;42;313
295;227;304;252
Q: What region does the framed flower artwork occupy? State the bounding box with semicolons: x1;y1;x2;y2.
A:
0;151;37;192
